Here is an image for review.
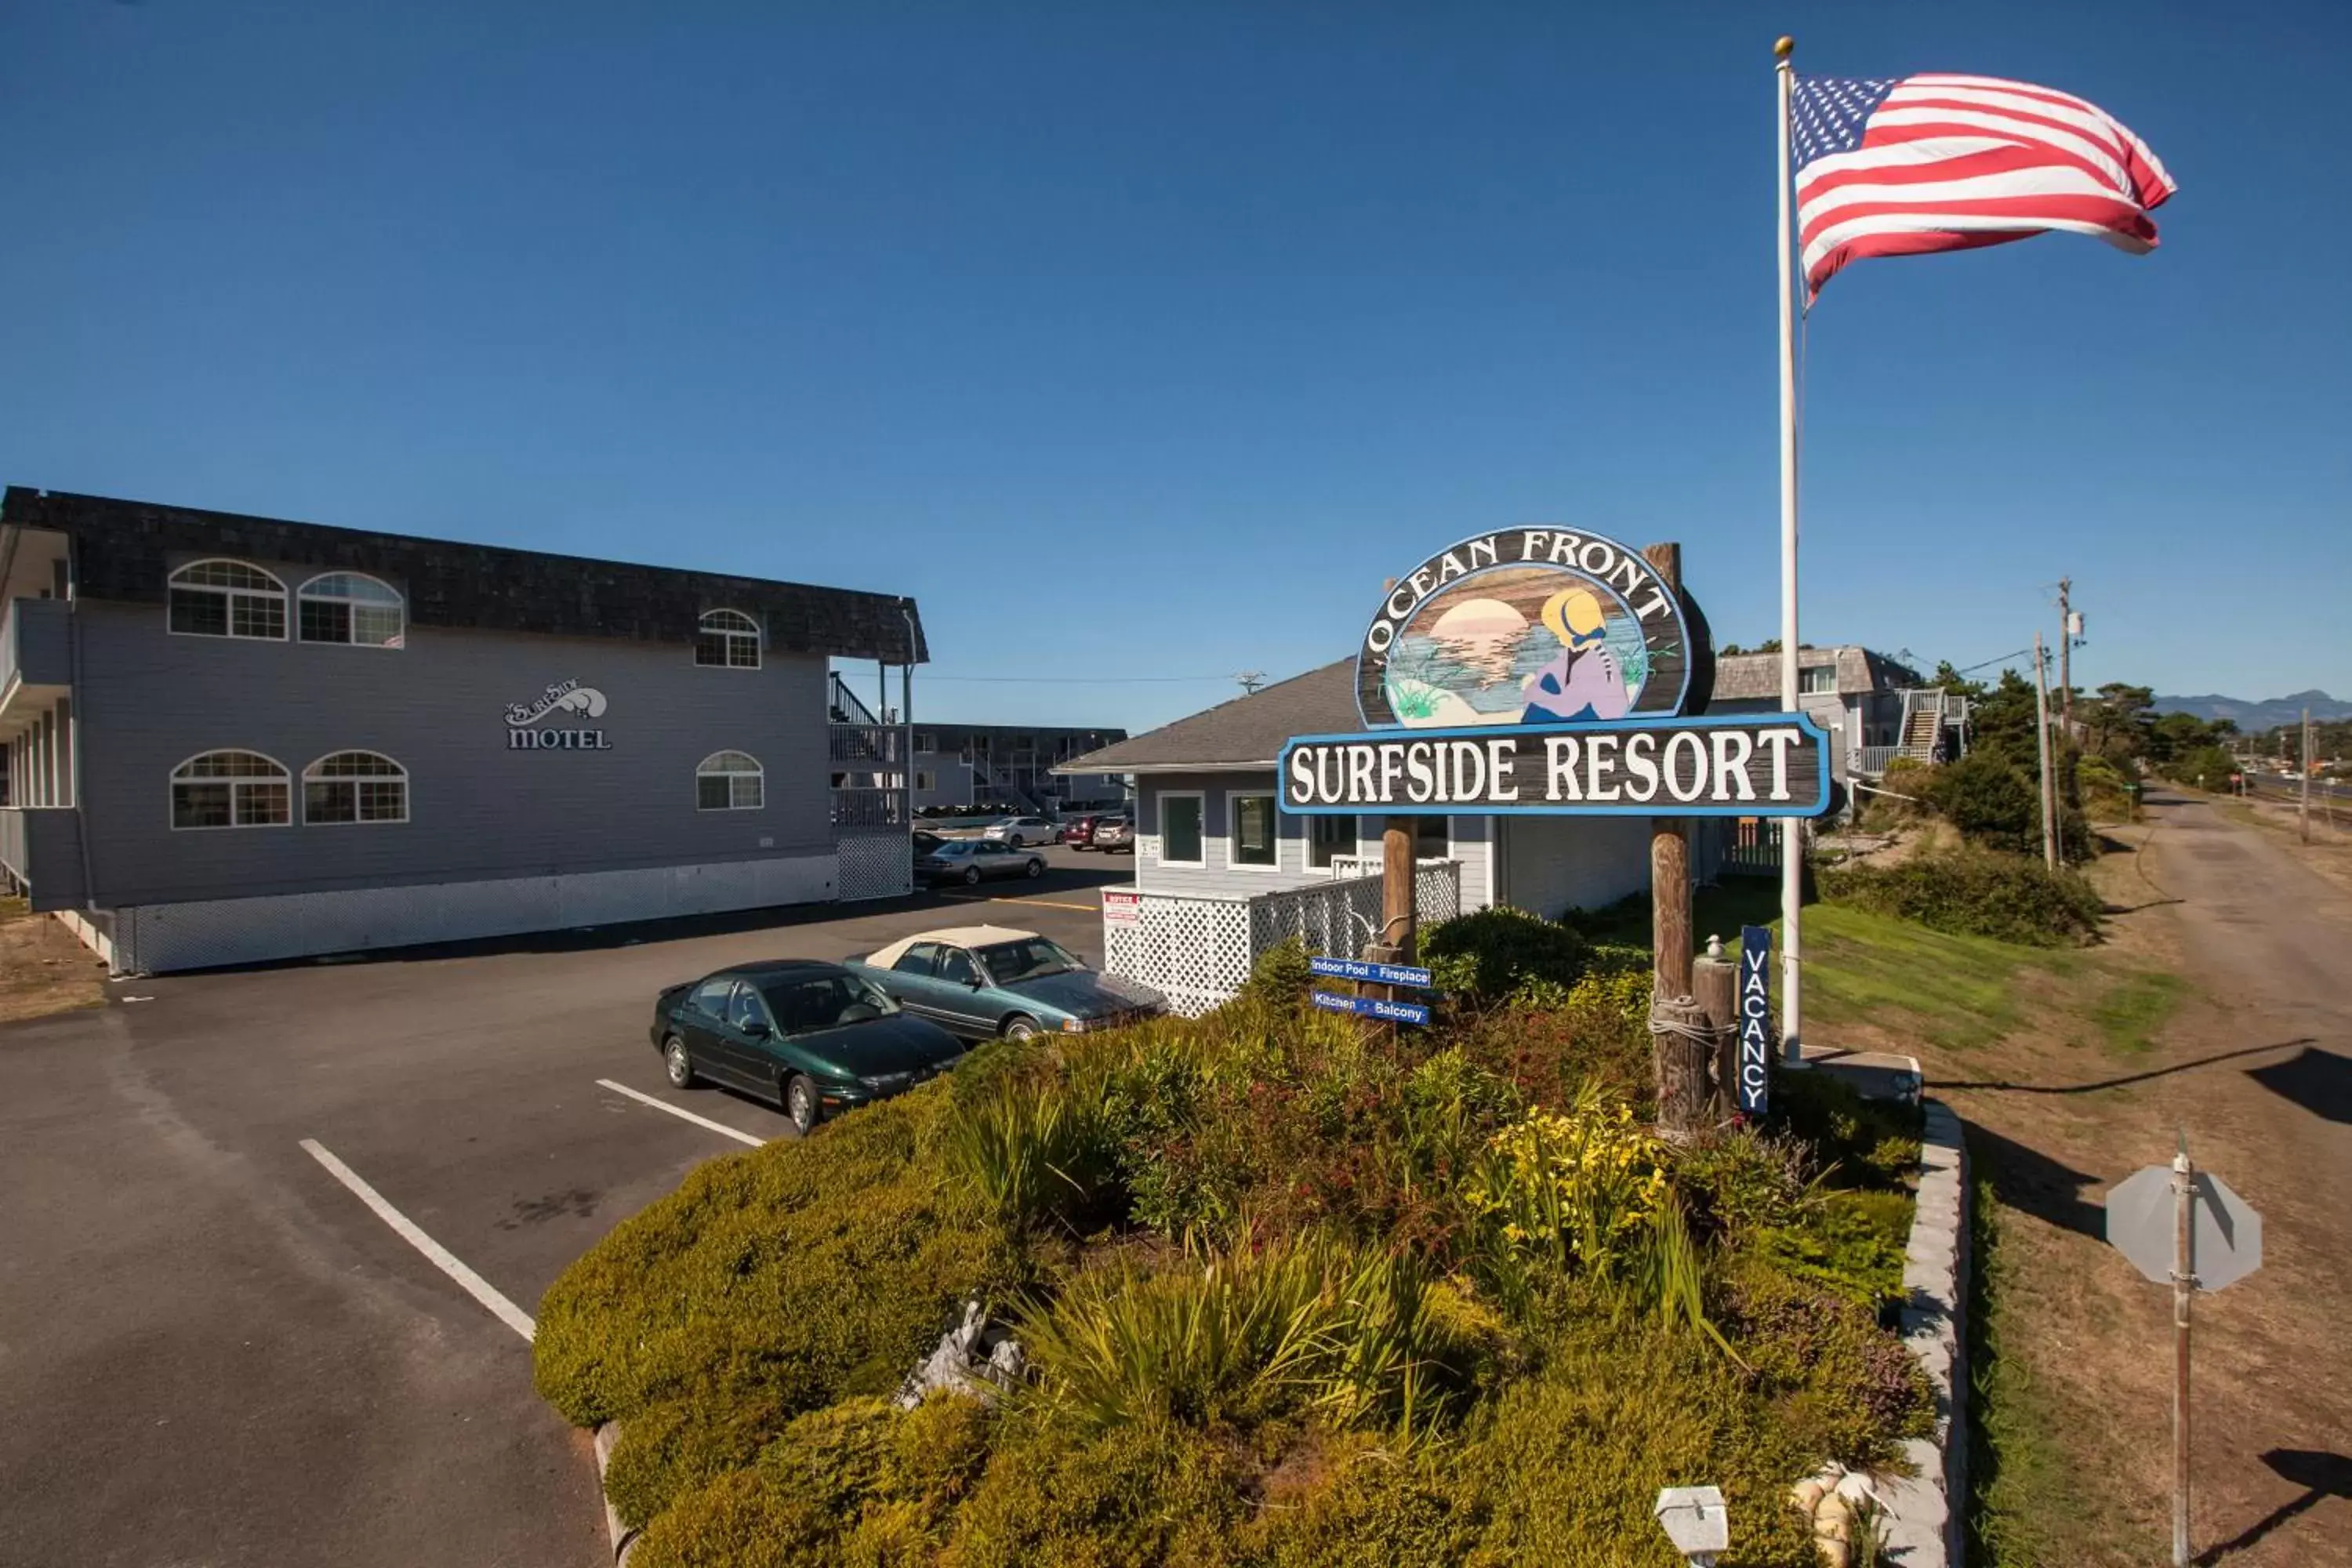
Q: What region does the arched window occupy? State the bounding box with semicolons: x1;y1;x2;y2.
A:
695;609;761;669
696;750;764;811
303;750;409;824
169;561;287;641
170;750;291;829
298;572;406;648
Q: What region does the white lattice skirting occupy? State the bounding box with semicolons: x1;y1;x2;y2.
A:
1106;864;1462;1016
112;852;838;975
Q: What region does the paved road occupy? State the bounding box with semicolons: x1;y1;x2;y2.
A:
0;851;1120;1567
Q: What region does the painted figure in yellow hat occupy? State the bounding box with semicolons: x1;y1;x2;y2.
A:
1521;587;1628;723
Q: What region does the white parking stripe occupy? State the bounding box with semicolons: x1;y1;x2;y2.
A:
595;1078;768;1148
299;1138;537;1342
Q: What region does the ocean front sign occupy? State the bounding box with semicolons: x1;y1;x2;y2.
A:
1278;715;1834;818
1356;528;1700;729
506;678;612;750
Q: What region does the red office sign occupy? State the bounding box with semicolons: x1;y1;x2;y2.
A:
1278;713;1833;818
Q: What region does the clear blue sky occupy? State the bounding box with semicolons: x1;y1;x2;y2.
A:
4;1;2343;731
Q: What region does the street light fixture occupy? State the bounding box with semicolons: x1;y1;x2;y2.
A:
1655;1485;1729;1566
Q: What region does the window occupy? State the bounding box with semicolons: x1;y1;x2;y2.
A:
696;750;764;810
297;573;405;647
1308;813;1356;869
695;609;761;669
1415;816;1450;858
1160;792;1203;863
1230;793;1278;867
894;942;941;976
915;733;938;753
303;751;408;824
168;561;286;641
936;948;980;986
1799;665;1838;695
690;977;735;1017
915;771;936;792
728;985;774;1033
170;750;290;829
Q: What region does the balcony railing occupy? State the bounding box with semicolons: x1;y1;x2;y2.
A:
0;597;71;728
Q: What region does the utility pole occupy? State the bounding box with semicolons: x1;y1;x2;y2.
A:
1236;670;1266;696
2056;578;2076;731
2302;707;2314;844
2034;633;2059;869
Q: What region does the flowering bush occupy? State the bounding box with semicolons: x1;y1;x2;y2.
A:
1461;1083;1668;1302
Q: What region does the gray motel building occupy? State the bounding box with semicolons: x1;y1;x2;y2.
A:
0;488;924;973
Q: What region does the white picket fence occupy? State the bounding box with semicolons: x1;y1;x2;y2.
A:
1104;862;1463;1015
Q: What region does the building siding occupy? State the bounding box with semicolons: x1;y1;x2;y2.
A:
75;597;833;908
1494;815;1654;920
1134;775;1494;912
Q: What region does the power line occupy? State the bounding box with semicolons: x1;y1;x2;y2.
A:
915;673;1243;684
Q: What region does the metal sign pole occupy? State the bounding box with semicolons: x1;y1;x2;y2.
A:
2172;1134;2193;1568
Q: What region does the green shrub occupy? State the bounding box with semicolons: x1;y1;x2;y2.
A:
1421;907;1592;1003
1819;844;2102;947
946;1416;1257;1568
1921;750;2040;853
1722;1263;1934;1468
1773;1065;1922;1190
1241;936;1316;1007
1757;1188;1915;1312
1670;1126;1809;1241
532;1093;996;1523
1451;970;1651;1109
1245;1433;1478;1566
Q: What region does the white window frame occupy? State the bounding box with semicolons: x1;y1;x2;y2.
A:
169;750;292;831
695;609;762;670
1306;811;1356;869
167;560;289;642
1228;791;1279;868
1799;664;1838;695
296;572;407;648
1157;789;1205;865
301;750;410;825
696;750;765;811
915;770;936;792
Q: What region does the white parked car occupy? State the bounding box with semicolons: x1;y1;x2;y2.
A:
983;815;1059;848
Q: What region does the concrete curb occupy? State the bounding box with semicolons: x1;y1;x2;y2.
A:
1878;1096;1969;1568
592;1423;638;1566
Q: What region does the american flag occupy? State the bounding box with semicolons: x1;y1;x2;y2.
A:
1792;74;2176;299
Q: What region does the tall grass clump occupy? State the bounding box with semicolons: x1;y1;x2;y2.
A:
942;1077;1121;1233
1015;1231;1478;1439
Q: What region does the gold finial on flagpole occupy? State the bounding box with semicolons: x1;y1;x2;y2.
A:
1774;36;1795;60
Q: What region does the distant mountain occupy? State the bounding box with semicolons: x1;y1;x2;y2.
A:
2151;689;2352;731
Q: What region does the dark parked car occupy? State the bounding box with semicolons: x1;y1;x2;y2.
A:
1061;813;1112;849
913;828;946;857
917;838;1046;886
844;924;1167;1040
1091;815;1134;853
649;959;967;1134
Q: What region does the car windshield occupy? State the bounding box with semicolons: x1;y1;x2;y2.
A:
975;938;1083;985
759;975;900;1033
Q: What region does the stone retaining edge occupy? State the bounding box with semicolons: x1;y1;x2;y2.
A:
593;1422;638;1566
1878;1095;1969;1568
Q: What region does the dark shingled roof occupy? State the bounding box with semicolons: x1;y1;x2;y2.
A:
1058;659;1359;774
2;487;927;663
1711;646;1920;701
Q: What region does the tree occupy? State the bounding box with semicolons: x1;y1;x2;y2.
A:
2084;683;2154;759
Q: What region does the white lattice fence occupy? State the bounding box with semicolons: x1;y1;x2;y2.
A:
1108;862;1463;1015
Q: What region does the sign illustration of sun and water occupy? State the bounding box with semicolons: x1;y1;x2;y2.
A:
1283;527;1834;818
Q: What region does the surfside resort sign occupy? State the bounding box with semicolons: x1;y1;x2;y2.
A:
1283;526;1832;818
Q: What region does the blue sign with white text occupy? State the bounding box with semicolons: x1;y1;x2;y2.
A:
1312;991;1433;1026
1309;955;1435;989
1737;924;1773;1116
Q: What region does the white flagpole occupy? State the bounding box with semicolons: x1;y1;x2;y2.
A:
1774;37;1805;1067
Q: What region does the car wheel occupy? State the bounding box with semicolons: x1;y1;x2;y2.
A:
1003;1014;1040;1040
786;1074;819;1135
961;865;982;886
663;1035;697;1089
1025;856;1044;878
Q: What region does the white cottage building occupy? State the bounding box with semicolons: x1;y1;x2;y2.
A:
1058;659;1726;1013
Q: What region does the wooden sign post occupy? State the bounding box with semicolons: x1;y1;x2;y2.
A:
1291;524;1831;1117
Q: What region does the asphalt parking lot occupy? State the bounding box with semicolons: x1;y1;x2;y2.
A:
0;848;1123;1567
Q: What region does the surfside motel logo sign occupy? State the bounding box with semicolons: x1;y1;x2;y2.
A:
505;678;612;750
1284;524;1831;818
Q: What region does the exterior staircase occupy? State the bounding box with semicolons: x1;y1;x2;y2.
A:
1900;705;1944;762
